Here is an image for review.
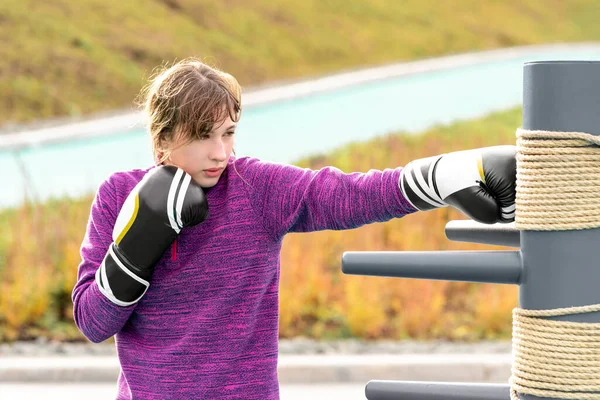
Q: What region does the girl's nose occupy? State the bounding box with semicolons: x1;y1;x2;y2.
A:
210;138;227;161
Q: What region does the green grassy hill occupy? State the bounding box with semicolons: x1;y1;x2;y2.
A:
2;0;600;127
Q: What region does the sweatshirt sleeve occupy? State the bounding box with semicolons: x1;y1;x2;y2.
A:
238;157;418;241
71;177;138;343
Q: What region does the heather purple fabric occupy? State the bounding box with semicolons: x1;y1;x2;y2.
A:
72;155;417;399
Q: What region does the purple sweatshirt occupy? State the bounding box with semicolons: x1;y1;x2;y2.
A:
72;155;417;399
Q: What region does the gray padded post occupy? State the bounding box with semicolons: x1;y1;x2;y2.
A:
341;61;600;400
518;61;600;400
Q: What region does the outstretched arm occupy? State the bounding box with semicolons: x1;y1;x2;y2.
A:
238;158;418;241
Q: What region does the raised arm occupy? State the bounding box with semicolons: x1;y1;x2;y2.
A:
72;167;208;343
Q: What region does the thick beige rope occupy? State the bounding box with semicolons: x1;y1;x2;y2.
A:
510;304;600;399
515;128;600;231
510;128;600;399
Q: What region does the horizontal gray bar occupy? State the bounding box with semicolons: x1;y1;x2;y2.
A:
366;381;510;400
341;251;522;284
445;220;520;248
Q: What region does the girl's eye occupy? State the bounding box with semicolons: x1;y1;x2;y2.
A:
226;131;235;136
199;135;210;140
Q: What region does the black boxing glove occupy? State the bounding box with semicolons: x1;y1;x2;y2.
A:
95;166;208;306
399;145;516;224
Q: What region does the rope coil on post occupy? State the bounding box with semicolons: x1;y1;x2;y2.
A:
515;128;600;231
510;128;600;400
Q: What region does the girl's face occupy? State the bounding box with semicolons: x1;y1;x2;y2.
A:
164;116;236;188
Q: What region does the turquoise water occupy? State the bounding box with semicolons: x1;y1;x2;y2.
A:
2;48;600;208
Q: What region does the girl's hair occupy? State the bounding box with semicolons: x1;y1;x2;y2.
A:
137;58;242;165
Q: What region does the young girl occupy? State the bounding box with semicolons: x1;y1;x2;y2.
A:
72;58;516;399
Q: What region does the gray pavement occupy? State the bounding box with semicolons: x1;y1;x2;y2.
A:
0;353;513;384
0;341;514;399
0;340;514;385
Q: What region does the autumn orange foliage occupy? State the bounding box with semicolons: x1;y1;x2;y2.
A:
0;108;522;342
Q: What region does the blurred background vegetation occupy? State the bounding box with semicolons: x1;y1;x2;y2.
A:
0;107;521;342
2;0;600;126
1;0;599;343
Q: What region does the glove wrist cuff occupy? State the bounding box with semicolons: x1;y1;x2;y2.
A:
399;155;447;211
95;244;151;307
